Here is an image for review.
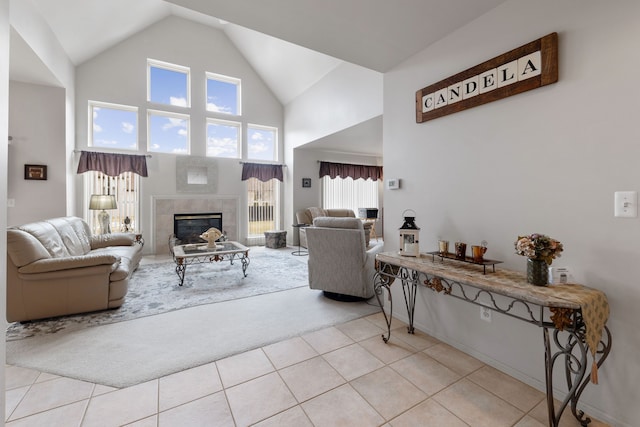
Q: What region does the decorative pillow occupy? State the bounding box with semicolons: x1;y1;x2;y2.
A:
308;207;328;219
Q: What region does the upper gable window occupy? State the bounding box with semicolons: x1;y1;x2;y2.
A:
247;124;277;161
89;101;138;150
148;59;190;108
206;72;241;115
148;110;190;154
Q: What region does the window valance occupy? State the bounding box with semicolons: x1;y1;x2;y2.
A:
241;162;283;182
319;161;383;181
77;151;148;177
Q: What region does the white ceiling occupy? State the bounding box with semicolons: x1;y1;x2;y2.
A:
9;0;508;155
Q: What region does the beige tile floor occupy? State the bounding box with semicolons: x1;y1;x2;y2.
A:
5;313;610;427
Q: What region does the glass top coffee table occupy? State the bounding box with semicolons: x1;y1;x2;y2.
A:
171;241;250;286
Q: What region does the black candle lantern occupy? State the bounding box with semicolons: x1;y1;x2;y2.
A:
399;209;420;257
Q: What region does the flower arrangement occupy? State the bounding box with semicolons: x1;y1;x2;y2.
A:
515;233;563;265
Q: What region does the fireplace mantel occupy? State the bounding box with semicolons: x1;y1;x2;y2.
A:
152;195;239;255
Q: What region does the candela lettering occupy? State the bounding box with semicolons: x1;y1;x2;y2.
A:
422;51;541;113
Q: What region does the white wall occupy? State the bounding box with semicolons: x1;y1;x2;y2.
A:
285;62;383;149
8;82;66;225
383;0;639;425
284;62;383;237
1;0;9;421
75;16;284;252
10;0;76;217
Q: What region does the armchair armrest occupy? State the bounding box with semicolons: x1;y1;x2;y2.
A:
366;241;385;257
17;254;120;274
90;233;137;249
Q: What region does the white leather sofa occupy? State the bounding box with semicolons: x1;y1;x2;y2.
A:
6;216;144;322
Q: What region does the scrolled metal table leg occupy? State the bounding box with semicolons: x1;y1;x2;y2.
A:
241;255;250;277
401;270;419;334
374;270;393;343
544;319;612;427
543;328;557;427
175;262;187;286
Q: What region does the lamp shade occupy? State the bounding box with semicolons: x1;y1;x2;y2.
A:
89;194;117;210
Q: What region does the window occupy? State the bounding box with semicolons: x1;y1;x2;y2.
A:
322;176;379;214
206;72;241;115
89;101;138;150
148;110;190;154
247;124;277;161
85;172;140;235
246;177;280;245
206;119;241;158
148;60;190;108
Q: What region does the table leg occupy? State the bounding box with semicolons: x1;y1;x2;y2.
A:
241;255;250;277
543;321;612;427
175;262;187;286
374;270;394;343
401;270;418;335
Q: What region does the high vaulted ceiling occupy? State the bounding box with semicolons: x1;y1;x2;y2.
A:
12;0;507;104
10;0;508;156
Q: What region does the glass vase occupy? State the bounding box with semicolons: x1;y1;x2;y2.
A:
527;258;548;286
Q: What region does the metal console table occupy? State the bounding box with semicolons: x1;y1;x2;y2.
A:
373;251;611;427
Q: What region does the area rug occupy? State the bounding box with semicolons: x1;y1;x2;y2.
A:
6;246;308;341
6;287;381;388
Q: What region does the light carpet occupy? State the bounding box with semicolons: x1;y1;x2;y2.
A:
7;246;308;341
6;246;381;387
6;287;380;388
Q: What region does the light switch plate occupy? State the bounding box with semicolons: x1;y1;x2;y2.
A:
614;191;637;218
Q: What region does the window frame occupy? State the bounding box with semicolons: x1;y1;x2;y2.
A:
206;72;242;116
88;100;139;151
147;109;191;155
206;117;242;159
147;59;191;109
247;123;278;162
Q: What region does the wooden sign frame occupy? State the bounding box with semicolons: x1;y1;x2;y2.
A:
416;32;558;123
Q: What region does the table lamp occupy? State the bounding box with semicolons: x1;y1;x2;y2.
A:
89;194;117;234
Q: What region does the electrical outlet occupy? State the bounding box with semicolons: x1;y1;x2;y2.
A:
480;306;492;322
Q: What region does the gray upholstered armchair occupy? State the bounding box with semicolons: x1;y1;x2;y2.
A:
305;217;384;300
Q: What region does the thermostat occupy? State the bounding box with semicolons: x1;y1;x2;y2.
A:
387;178;400;190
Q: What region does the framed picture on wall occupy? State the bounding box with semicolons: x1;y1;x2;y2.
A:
302;178;311;188
24;164;47;180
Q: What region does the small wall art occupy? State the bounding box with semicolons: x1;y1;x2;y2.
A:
302;178;311;188
24;164;47;180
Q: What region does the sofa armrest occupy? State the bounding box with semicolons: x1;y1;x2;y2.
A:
90;233;137;249
17;254;120;274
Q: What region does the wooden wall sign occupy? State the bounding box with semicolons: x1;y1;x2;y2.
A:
416;32;558;123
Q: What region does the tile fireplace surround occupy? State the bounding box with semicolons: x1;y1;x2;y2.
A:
153;196;239;255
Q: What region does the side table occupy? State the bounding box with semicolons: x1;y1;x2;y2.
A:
292;224;308;256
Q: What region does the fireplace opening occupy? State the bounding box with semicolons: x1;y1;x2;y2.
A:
173;212;223;244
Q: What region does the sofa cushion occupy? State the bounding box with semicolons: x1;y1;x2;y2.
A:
6;229;51;267
326;209;355;218
308;207;328;219
16;221;70;258
47;217;92;256
91;233;137;249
